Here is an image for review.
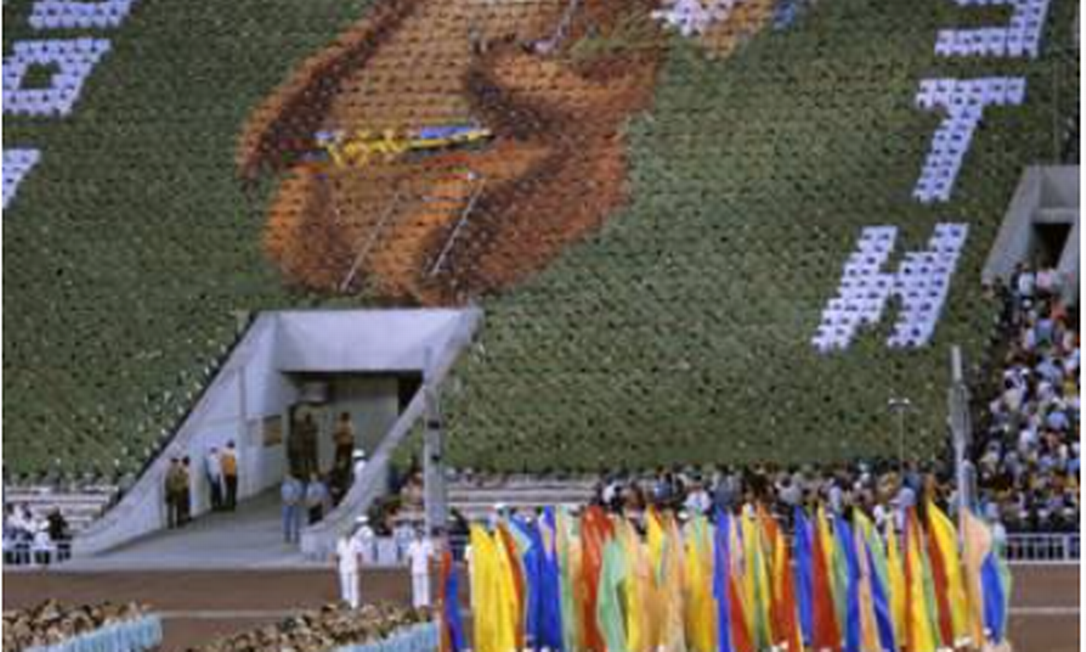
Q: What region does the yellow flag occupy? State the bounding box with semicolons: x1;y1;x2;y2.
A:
905;516;937;652
491;527;519;652
683;516;717;652
885;516;907;644
852;512;881;652
469;525;497;652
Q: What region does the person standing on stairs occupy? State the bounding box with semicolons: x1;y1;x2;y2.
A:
205;446;224;512
221;441;239;511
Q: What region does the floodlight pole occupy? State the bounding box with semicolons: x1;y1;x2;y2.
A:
888;396;912;471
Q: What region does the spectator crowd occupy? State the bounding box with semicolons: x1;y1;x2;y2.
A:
2;600;150;652
3;503;71;566
181;603;428;652
444;264;1078;538
975;263;1079;532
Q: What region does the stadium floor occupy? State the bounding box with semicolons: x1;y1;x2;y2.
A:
3;565;1078;651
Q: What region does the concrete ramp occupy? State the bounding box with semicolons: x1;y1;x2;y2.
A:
63;490;322;571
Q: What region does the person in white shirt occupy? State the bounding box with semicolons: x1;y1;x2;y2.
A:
205;447;224;512
406;528;435;608
335;517;368;608
352;450;367;486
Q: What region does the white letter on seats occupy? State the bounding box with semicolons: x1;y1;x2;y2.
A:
935;0;1051;58
812;223;969;352
913;77;1025;204
30;0;139;30
3;149;42;210
3;39;111;117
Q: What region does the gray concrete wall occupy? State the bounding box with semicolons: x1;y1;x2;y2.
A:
983;165;1079;302
75;309;480;558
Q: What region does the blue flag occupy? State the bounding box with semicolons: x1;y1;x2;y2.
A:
792;507;814;646
981;552;1006;642
864;542;896;652
539;507;565;652
441;550;465;652
835;515;862;652
712;509;735;652
512;515;545;649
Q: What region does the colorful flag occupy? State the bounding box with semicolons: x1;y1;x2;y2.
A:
927;502;969;647
856;512;896;652
884;515;906;647
766;509;801;652
598;537;628;652
712;511;735;652
904;510;937;652
582;506;614;652
960;509;993;646
539;508;565;652
662;513;688;652
496;522;527;650
727;516;755;652
810;507;841;651
834;514;861;652
438;546;465;652
792;507;815;648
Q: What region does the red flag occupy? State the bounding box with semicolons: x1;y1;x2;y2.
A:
729;569;755;652
580;506;613;652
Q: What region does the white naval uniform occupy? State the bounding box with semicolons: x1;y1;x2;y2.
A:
337;535;364;608
406;538;434;608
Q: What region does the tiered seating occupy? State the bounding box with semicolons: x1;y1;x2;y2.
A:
2;0;1079;480
4;0;373;477
4;486;117;533
29;0;139;30
2;148;40;208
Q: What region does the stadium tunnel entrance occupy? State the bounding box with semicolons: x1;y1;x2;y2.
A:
70;309;480;566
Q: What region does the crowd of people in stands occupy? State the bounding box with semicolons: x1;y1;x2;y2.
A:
2;503;71;565
975;263;1079;533
579;264;1079;535
181;603;428;652
2;600;149;651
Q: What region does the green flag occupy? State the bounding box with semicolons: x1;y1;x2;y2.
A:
598;538;628;652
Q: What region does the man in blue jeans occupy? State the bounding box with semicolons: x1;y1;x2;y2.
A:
281;473;304;543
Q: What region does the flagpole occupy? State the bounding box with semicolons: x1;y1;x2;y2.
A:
948;346;973;539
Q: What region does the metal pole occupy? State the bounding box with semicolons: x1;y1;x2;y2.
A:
949;346;974;534
422;347;448;536
888;397;911;471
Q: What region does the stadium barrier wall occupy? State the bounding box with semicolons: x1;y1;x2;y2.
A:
332;622;439;652
1004;532;1080;564
25;615;163;652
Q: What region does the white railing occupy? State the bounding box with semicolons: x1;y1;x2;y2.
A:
1004;533;1080;563
3;540;73;568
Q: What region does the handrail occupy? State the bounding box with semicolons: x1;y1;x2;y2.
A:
340;188;405;293
428;176;486;278
1004;532;1080;564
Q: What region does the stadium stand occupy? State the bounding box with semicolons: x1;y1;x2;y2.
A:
2;0;1079;545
